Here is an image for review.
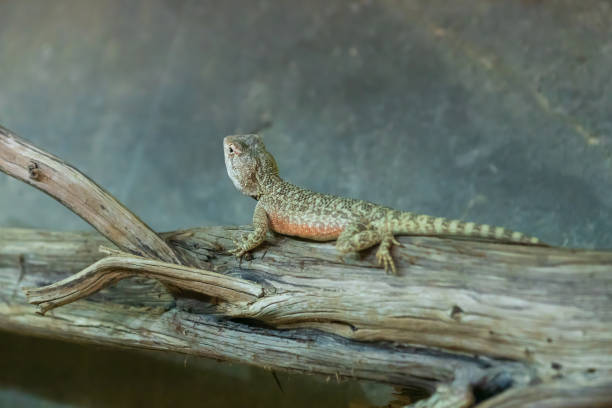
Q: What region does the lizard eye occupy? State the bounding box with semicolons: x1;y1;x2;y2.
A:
228;143;242;155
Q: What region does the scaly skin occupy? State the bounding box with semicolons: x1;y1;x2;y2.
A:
223;134;542;274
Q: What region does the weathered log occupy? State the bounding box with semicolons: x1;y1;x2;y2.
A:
0;228;501;397
2;227;612;406
1;124;611;406
18;227;612;379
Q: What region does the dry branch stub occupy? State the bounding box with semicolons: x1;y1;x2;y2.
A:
0;125;180;264
24;248;264;314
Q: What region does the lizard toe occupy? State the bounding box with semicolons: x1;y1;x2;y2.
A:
378;252;397;275
375;247;396;274
388;258;397;275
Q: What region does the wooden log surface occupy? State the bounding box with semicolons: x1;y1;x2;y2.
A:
0;228;496;394
1;226;612;406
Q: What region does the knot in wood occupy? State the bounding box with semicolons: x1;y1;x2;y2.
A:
28;161;41;181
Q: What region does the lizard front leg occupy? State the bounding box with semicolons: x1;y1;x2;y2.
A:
230;201;269;257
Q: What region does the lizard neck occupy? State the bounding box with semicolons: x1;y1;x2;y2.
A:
257;173;284;197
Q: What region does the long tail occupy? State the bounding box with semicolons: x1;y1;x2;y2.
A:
391;212;542;245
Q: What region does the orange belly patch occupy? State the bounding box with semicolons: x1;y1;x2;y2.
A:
268;213;343;241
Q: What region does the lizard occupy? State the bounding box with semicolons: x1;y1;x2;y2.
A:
223;134;543;274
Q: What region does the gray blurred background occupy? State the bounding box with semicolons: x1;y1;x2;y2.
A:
1;0;611;406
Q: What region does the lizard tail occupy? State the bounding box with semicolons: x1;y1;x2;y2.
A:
392;212;542;245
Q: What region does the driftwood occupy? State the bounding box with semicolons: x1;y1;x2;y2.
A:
0;125;611;407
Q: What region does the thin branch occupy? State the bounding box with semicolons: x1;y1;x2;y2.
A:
0;125;180;264
24;248;263;314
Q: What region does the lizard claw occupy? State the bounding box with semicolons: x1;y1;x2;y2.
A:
376;249;397;275
375;234;399;275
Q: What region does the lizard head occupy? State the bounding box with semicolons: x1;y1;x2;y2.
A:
223;134;279;197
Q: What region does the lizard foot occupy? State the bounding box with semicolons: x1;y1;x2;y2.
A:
376;235;400;275
229;236;250;258
229;231;265;259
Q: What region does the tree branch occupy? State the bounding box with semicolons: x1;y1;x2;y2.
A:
24;248;263;314
0;125;180;264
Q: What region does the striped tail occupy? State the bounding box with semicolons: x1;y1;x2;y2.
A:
392;212;541;245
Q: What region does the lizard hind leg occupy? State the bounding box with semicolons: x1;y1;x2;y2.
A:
336;221;381;253
337;221;400;274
